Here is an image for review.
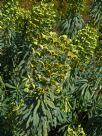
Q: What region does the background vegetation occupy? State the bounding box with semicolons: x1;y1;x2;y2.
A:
0;0;102;136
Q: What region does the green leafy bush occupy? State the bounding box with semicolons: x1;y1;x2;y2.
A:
0;1;77;136
26;32;77;93
73;25;98;67
67;125;86;136
0;0;102;136
58;12;84;38
91;0;102;25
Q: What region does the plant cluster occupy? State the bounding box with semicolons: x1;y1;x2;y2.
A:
0;0;102;136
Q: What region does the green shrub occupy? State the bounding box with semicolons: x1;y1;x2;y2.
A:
67;125;86;136
0;1;77;136
0;0;102;136
73;25;98;67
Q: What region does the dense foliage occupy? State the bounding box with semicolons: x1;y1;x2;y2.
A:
0;0;102;136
